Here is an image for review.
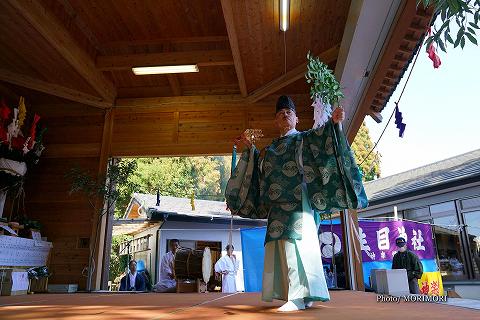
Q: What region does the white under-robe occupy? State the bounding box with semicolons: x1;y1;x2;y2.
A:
214;255;239;293
153;251;176;292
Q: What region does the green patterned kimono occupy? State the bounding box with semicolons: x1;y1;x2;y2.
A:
226;120;368;302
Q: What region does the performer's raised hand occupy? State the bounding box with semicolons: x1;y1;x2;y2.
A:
332;106;345;124
234;132;252;148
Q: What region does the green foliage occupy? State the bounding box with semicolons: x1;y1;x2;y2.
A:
109;234;131;281
418;0;480;51
109;156;233;283
305;52;344;105
114;156;232;218
65;159;138;290
351;122;381;181
66;159;138;211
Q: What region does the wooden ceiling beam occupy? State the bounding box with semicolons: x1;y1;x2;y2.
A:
7;0;116;102
246;44;340;104
115;94;245;108
164;43;182;96
369;110;383;123
55;0;105;54
0;68;111;109
96;50;234;71
114;43;339;107
167;75;182;96
221;0;248;97
116;84;240;98
101;36;229;50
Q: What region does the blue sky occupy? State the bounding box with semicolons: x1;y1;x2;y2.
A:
364;38;480;177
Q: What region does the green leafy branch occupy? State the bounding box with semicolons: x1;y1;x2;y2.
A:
305;52;344;106
66;159;138;213
65;159;137;291
418;0;480;51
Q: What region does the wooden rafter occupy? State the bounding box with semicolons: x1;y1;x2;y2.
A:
221;0;248;97
0;68;111;109
101;36;229;50
96;50;233;71
165;42;182;96
166;75;182;96
115;94;244;108
56;0;105;54
246;44;340;104
7;0;116;102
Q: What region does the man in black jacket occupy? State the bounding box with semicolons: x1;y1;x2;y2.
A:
392;237;423;294
119;260;146;291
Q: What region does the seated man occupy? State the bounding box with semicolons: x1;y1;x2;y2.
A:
153;239;179;293
119;259;146;291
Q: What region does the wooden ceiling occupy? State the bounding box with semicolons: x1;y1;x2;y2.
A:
0;0;351;107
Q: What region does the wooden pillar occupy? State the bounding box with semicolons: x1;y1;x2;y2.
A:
100;158;118;290
341;209;365;291
89;108;114;290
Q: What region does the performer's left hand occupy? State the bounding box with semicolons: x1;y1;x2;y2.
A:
332;106;345;124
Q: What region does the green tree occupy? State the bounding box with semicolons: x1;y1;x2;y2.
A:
419;0;480;51
114;156;233;218
351;122;381;181
109;234;131;282
110;156;233;285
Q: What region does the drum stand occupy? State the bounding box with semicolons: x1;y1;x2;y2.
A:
176;279;207;293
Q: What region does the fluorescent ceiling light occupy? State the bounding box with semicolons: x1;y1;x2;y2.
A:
132;64;199;75
280;0;290;32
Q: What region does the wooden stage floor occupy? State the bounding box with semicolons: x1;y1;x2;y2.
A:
0;291;478;320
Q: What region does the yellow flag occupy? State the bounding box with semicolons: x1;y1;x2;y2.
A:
18;96;26;128
190;192;195;211
418;271;444;296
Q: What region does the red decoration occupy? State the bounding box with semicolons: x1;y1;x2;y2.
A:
11;135;26;150
420;281;430;295
426;28;442;68
28;114;40;149
0;99;11;122
430;280;440;296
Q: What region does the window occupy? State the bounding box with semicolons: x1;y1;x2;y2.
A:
404;202;468;281
460;197;480;211
433;214;467;280
404;207;430;221
463;210;480;280
430;201;456;218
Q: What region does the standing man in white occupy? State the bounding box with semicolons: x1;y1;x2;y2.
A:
214;244;240;293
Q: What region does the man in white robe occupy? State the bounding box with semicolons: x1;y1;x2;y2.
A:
214;244;240;293
153;239;179;293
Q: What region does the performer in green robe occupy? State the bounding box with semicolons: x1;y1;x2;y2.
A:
226;95;368;312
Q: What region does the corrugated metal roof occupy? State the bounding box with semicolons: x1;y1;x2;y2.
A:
131;193;257;222
364;149;480;203
133;193;230;216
